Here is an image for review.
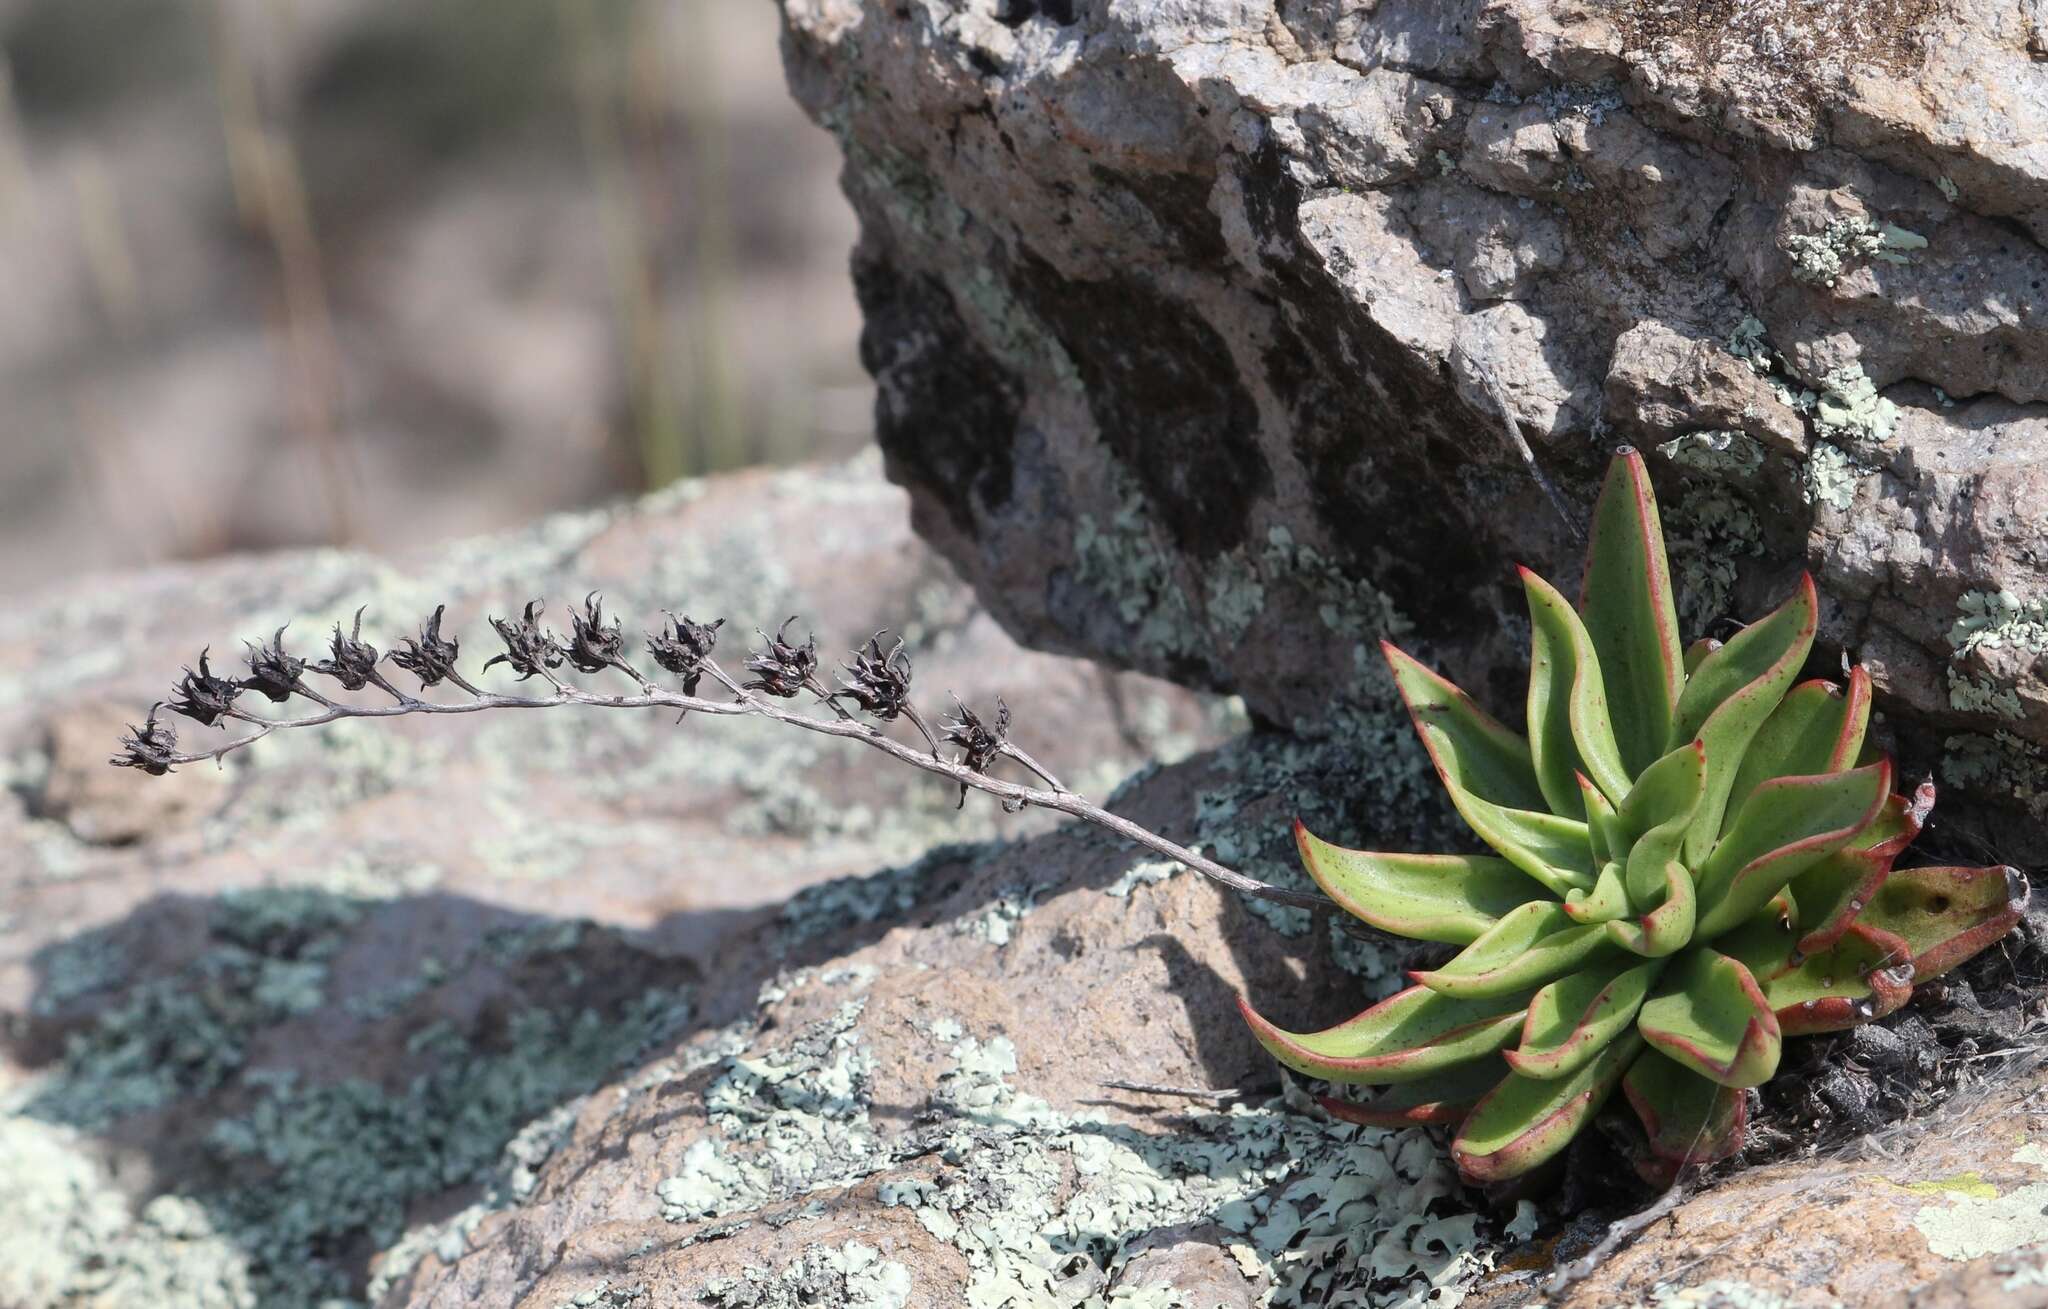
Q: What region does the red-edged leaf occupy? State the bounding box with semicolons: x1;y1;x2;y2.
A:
1317;1057;1509;1127
1412;902;1615;999
1723;668;1872;831
1293;821;1543;945
1580;450;1684;779
1452;1032;1643;1183
1637;950;1782;1088
1606;859;1696;958
1618;741;1706;909
1693;760;1892;940
1564;860;1632;924
1237;985;1524;1085
1623;1048;1747;1180
1862;864;2031;982
1759;922;1916;1035
1503;956;1659;1080
1386;642;1594;895
1791;781;1933;956
1578;772;1623;867
1524;566;1631;810
1669;575;1818;862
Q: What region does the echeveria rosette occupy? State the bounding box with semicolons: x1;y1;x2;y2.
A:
1238;449;2031;1187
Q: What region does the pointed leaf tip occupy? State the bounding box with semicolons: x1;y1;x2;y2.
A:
1293;824;1540;945
1581;449;1684;779
1238;986;1525;1084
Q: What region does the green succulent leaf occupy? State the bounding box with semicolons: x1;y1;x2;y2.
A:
1503;956;1659;1080
1452;1031;1643;1183
1617;741;1707;908
1861;863;2031;983
1384;641;1546;808
1760;923;1916;1036
1523;567;1631;811
1386;642;1594;894
1789;781;1931;955
1637;949;1781;1088
1668;574;1819;862
1237;452;2030;1187
1622;1048;1747;1175
1606;860;1696;958
1723;669;1871;830
1236;985;1525;1085
1693;760;1892;940
1564;860;1631;925
1293;821;1540;945
1578;773;1623;867
1412;902;1615;999
1580;449;1684;778
1315;1056;1509;1127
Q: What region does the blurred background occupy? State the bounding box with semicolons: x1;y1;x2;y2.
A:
0;0;868;597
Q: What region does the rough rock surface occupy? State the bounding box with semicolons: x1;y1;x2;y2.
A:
0;455;1228;1307
777;0;2048;858
7;455;2048;1308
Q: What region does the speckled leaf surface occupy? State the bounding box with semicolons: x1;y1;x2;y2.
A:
1668;574;1818;862
1617;741;1706;907
1293;822;1539;945
1863;864;2031;982
1637;949;1781;1087
1724;670;1871;827
1411;902;1613;999
1694;761;1891;939
1503;956;1658;1080
1452;1032;1642;1183
1523;566;1629;811
1579;450;1683;779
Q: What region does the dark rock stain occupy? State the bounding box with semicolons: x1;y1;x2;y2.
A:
853;255;1022;539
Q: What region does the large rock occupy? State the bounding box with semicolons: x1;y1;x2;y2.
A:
777;0;2048;857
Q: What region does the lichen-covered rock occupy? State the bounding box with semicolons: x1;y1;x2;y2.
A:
777;0;2048;857
0;455;1226;1307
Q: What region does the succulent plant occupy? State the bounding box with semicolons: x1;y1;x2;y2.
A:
1240;450;2030;1186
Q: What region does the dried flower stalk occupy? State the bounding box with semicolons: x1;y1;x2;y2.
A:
113;598;1345;922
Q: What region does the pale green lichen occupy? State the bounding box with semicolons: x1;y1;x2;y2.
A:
700;1241;913;1309
15;884;689;1308
876;1025;1491;1307
1660;430;1763;479
0;1118;256;1309
656;1002;1496;1309
655;999;886;1223
1663;483;1764;633
1943;730;2048;818
1074;475;1213;672
1947;667;2025;720
554;1278;650;1308
778;844;980;945
1952;590;2048;657
962;881;1045;946
1802;442;1863;511
1104;856;1182;899
1813;364;1899;448
1645;1281;1827;1309
1914;1169;2048;1260
1786;217;1928;286
1937;176;1960;202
